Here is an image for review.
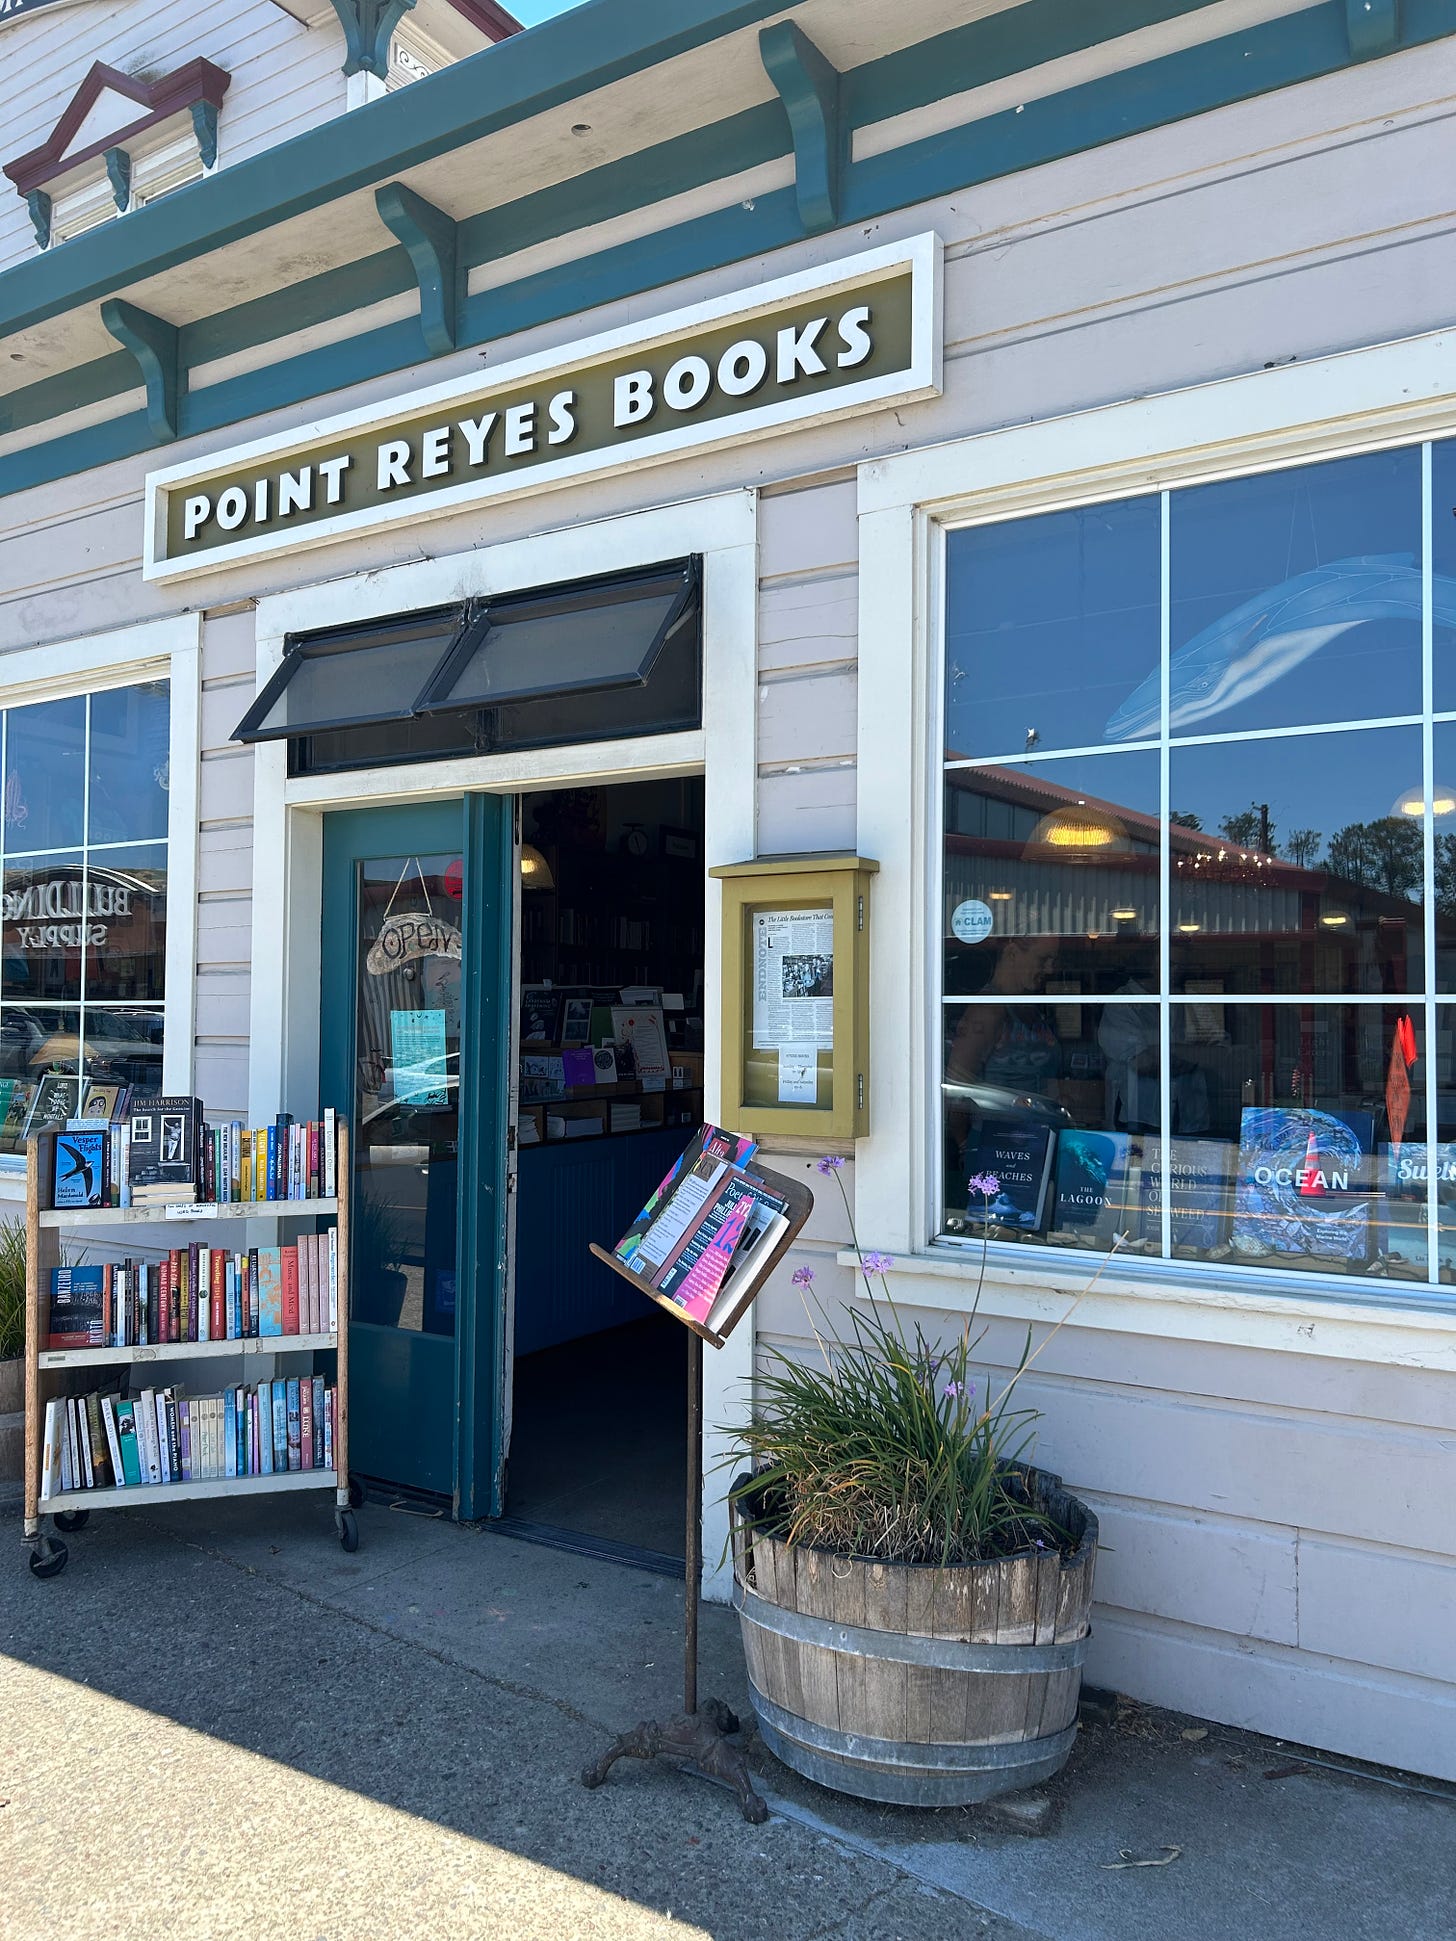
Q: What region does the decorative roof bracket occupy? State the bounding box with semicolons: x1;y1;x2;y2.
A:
376;180;460;356
100;298;181;443
329;0;419;80
760;19;844;234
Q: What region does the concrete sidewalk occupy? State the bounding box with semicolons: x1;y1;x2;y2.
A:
2;1491;1451;1941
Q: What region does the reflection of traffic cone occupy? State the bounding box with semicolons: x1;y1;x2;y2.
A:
1299;1129;1325;1196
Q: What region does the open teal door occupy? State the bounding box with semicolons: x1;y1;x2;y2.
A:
320;797;512;1516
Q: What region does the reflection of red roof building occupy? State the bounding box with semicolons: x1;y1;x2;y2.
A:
944;764;1419;976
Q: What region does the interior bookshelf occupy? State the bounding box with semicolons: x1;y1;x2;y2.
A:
20;1119;356;1580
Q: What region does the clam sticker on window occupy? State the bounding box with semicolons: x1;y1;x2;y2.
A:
951;899;994;944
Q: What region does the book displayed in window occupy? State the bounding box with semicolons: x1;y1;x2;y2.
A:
1135;1137;1232;1252
962;1118;1057;1231
1378;1142;1456;1272
1052;1130;1133;1243
1231;1108;1375;1263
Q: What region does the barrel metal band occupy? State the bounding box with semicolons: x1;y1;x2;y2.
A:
749;1683;1081;1773
734;1581;1088;1673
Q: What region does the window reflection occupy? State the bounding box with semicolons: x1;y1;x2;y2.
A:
84;845;167;1001
5;698;85;853
89;683;170;843
1169;727;1424;993
943;754;1160;996
944;496;1160;759
2;854;85;1001
82;1007;163;1096
1431;438;1456;714
1168;447;1424;736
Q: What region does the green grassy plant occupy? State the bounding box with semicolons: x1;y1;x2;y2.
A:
0;1216;25;1361
728;1157;1121;1567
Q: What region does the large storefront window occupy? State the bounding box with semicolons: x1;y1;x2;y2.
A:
939;439;1456;1291
0;682;168;1151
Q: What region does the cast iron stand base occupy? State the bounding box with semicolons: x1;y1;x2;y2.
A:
578;1334;768;1825
581;1695;768;1824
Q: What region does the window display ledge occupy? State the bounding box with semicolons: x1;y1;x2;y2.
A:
833;1246;1456;1374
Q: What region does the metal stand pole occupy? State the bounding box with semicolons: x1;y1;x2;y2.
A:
580;1327;766;1822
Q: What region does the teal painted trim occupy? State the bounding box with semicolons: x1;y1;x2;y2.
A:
455;791;511;1521
99;298;180;443
182;246;412;368
1347;0;1401;54
0;348;134;439
840;0;1222;130
329;0;417;79
191;99;220;170
24;191;49;250
7;0;1456;496
104;147;131;214
376;181;459;356
760;20;842;233
0;0;796;340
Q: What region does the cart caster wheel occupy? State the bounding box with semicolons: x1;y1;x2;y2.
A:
337;1510;359;1553
29;1537;68;1579
347;1480;364;1510
54;1510;89;1534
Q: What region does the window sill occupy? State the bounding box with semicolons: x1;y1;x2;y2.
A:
833;1243;1456;1373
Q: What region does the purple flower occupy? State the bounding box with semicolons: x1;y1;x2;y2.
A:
862;1251;895;1275
943;1380;964;1400
816;1154;846;1176
791;1265;816;1288
966;1172;1000;1198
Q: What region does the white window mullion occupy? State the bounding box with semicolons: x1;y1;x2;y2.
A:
1159;491;1173;1263
1423;442;1438;1286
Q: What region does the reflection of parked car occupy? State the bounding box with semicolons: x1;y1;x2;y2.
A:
942;1078;1072;1129
361;1051;459;1130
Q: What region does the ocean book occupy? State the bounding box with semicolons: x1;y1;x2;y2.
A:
1052;1130;1134;1245
1136;1137;1232;1252
1231;1107;1375;1263
961;1118;1056;1232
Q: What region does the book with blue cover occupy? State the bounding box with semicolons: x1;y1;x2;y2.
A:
1136;1137;1231;1252
1053;1130;1134;1243
1379;1141;1456;1270
48;1265;106;1348
1231;1107;1375;1263
962;1118;1056;1231
53;1130;106;1208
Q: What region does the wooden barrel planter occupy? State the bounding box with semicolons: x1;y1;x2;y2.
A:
731;1466;1097;1807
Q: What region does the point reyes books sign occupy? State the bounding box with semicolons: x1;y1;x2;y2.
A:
143;234;942;581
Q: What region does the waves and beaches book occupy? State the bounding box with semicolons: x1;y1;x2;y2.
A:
962;1117;1056;1231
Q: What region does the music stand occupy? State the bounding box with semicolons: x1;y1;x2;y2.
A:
580;1156;813;1822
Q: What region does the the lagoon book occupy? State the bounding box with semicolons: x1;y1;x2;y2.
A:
1231;1107;1374;1263
1053;1130;1133;1243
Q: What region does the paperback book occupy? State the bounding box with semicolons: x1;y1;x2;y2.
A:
1379;1141;1456;1269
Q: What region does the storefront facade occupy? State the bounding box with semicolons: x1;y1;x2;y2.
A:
1;0;1454;1780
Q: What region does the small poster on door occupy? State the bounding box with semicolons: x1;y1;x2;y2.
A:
390;1008;449;1106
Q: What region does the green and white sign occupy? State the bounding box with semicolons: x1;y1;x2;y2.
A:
144;233;941;581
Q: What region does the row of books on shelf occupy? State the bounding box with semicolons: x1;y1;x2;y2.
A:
612;1124;788;1336
48;1235;338;1350
39;1378;337;1499
51;1096;338;1210
967;1107;1455;1264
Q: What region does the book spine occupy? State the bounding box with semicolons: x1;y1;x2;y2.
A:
73;1399;93;1488
281;1243;300;1337
179;1398;192;1482
187;1241;199;1342
311;1374;325;1469
322;1386;334;1474
323;1107;336;1198
271;1379;288;1470
102;1263;113;1348
266;1125;277;1202
328;1224;338;1333
299;1376;314;1472
286;1379;302;1471
169;1252;182;1343
101;1395;123;1488
166;1390;182;1482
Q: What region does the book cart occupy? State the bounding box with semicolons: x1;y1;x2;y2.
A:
20;1120;357;1579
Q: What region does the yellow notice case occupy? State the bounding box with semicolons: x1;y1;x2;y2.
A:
710;854;877;1140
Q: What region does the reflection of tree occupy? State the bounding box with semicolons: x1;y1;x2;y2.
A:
1284;827;1323;867
1326;817;1422;897
1169;809;1203;830
1220;802;1274;850
1436;834;1456;908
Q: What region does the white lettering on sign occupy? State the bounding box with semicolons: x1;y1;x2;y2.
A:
1252;1164;1352;1193
2;876;138;952
145;234;942;580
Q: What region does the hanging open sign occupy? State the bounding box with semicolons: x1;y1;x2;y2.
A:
366;912;463;974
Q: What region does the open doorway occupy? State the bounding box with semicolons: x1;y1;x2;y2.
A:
505;776;705;1565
